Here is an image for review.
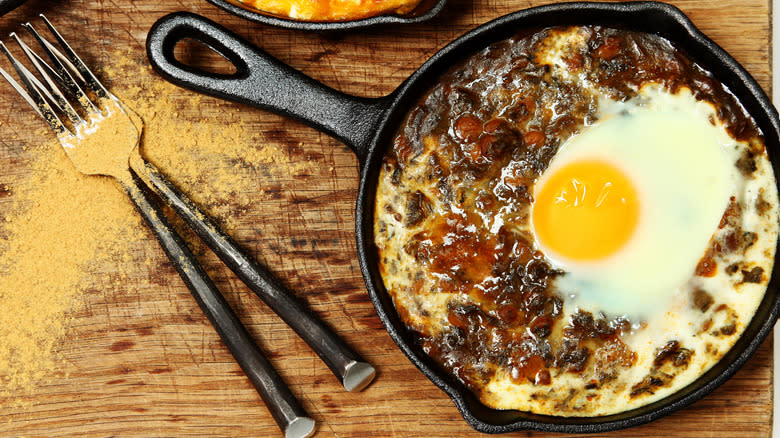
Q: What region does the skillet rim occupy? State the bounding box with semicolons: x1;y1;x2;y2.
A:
0;0;27;17
203;0;447;31
354;1;780;433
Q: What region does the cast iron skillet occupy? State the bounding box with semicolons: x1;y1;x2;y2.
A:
205;0;447;31
0;0;27;17
146;2;780;433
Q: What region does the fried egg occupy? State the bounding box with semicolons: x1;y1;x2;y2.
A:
375;25;779;417
532;86;739;320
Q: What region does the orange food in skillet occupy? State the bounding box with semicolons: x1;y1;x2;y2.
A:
237;0;424;21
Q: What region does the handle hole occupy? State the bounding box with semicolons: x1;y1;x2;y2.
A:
173;38;238;76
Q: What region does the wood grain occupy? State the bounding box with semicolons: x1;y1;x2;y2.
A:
0;0;773;436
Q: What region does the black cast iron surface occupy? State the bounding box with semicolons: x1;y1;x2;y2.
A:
146;2;780;433
204;0;447;31
0;0;27;17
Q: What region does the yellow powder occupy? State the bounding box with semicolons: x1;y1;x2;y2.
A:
64;98;140;180
104;56;311;231
0;52;313;404
0;142;142;398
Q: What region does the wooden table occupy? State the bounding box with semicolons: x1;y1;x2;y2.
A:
0;0;772;436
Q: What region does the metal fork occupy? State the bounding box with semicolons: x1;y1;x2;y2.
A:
0;15;376;438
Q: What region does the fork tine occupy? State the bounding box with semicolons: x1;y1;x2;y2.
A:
13;33;84;125
39;37;86;84
0;41;69;136
0;65;43;119
29;48;74;96
22;22;98;115
30;45;92;111
4;41;62;113
38;15;110;100
27;36;84;97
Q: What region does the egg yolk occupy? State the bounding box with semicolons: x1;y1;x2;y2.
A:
532;159;639;261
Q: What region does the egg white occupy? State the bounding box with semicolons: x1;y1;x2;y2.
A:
533;86;740;321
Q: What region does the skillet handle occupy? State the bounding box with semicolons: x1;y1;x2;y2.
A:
120;170;315;438
146;11;390;162
131;156;376;392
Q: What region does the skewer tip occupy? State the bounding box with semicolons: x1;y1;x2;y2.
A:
285;416;316;438
342;360;376;393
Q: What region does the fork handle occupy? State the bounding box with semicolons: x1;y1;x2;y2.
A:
131;157;376;392
120;171;315;438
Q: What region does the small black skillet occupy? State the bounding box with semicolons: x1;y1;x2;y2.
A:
205;0;447;31
0;0;27;17
146;2;780;433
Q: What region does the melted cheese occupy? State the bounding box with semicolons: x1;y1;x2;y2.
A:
237;0;424;21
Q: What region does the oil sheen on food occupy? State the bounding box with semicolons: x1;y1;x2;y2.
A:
237;0;423;21
373;26;779;416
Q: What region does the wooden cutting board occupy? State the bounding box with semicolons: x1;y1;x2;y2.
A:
0;0;772;436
